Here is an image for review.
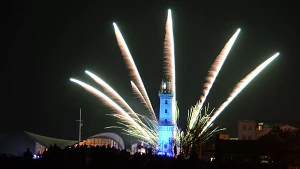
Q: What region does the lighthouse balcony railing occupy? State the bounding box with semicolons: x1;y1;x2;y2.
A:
159;90;173;94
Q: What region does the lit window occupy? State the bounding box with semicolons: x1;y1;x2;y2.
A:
165;100;168;104
165;109;167;113
164;144;168;149
258;125;263;131
162;83;166;89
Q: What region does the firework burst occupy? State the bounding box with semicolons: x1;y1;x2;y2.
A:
70;9;279;153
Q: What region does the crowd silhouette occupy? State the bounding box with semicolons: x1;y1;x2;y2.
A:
0;144;215;169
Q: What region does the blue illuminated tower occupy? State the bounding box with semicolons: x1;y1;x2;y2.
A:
157;77;174;156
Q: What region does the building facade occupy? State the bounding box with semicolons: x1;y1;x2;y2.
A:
157;78;174;156
238;120;298;140
238;120;257;140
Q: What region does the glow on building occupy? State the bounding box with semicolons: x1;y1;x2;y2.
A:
25;131;125;155
131;142;149;155
76;132;125;149
219;134;230;140
157;77;174;156
78;137;120;149
238;120;298;140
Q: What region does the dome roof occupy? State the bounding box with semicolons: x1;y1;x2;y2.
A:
25;131;125;149
88;132;125;149
161;76;171;82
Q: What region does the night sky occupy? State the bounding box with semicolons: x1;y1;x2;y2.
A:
4;1;299;147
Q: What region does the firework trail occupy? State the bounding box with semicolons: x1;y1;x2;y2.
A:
70;78;152;141
130;81;159;130
201;52;279;134
113;22;156;122
85;70;142;121
138;114;159;134
188;28;241;129
182;103;222;156
163;9;176;125
130;81;148;107
82;72;158;140
107;113;158;140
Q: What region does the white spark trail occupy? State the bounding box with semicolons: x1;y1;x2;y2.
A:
130;81;148;108
201;52;279;134
113;22;156;122
164;9;176;125
85;70;141;121
130;81;159;129
70;78;151;140
189;28;241;129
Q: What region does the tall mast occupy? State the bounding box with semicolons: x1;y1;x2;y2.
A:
76;108;83;141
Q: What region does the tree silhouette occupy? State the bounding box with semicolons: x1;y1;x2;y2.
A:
258;126;300;150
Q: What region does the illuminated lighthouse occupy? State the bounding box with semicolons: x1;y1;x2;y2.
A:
157;77;174;156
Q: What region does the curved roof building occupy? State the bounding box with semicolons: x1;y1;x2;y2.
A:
25;131;125;154
25;131;78;149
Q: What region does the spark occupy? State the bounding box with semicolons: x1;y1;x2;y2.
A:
113;22;157;122
182;103;223;156
107;113;158;141
130;81;159;128
69;78;153;142
130;81;148;110
164;9;177;125
201;52;279;134
84;71;158;140
130;81;159;127
188;28;241;129
85;70;142;121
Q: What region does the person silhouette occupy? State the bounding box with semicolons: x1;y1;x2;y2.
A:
173;145;177;157
23;148;33;160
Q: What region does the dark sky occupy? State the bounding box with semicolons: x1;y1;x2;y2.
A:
4;1;299;145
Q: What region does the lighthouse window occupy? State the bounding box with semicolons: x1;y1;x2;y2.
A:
164;144;168;149
165;100;168;104
162;83;166;89
165;109;167;113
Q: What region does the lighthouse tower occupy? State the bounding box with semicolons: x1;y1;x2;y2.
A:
157;77;174;156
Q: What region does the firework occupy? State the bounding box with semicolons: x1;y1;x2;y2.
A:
85;70;141;121
70;78;157;144
163;9;177;125
182;103;224;157
201;52;279;134
70;10;279;156
113;22;156;122
130;81;148;110
85;70;158;139
188;28;241;130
